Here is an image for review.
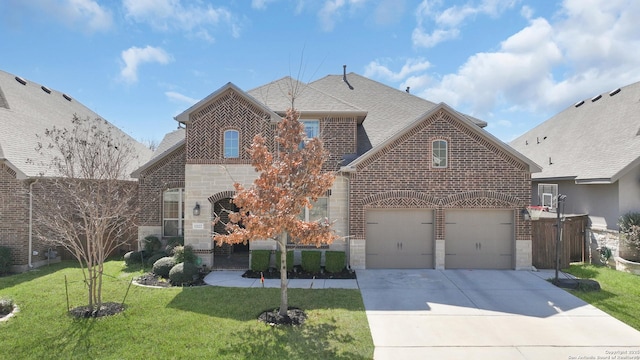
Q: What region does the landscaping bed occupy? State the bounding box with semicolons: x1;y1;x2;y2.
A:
243;266;356;280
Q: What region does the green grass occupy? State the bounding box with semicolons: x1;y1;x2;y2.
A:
0;260;373;359
564;263;640;331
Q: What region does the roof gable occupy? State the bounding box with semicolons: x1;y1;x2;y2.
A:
510;81;640;183
344;103;541;173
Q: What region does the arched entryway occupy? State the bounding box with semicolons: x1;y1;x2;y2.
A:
211;197;249;269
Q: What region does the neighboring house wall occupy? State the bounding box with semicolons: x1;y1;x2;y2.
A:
137;146;186;245
0;164;28;267
349;109;532;269
618;164;640;219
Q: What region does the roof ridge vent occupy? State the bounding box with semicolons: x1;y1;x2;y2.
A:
574;100;585;107
609;88;621;96
591;94;602;102
41;85;52;94
62;94;72;101
15;76;27;85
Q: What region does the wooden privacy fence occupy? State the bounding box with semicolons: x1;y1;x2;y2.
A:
531;215;588;269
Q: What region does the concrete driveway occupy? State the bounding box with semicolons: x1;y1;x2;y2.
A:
357;269;640;359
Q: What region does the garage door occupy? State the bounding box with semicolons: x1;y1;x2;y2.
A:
366;209;434;269
445;209;513;269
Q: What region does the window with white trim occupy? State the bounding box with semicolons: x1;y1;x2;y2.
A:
223;129;239;158
432;140;448;168
300;120;319;148
163;188;185;237
537;183;558;210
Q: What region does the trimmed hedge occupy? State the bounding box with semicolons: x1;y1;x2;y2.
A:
251;250;270;272
165;236;184;252
0;246;12;275
324;251;346;273
169;262;199;286
143;235;161;253
274;250;294;272
301;251;321;273
146;251;168;266
124;251;144;266
152;257;177;278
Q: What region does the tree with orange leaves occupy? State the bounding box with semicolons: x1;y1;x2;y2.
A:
214;108;337;318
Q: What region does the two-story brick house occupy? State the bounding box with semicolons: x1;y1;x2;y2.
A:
133;71;541;270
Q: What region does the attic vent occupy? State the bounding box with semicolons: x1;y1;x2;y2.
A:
41;86;51;94
591;94;602;102
574;100;585;107
15;76;27;85
62;94;72;101
609;88;621;96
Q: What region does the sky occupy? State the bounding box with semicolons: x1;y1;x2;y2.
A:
1;0;639;145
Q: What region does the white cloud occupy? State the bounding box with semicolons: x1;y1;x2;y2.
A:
119;46;173;84
165;91;198;105
318;0;368;31
413;0;516;48
16;0;113;32
364;58;431;82
122;0;240;41
251;0;276;10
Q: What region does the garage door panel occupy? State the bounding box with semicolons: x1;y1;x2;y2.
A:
366;209;434;269
445;209;514;269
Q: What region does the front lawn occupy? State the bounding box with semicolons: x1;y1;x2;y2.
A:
0;260;373;359
564;263;640;331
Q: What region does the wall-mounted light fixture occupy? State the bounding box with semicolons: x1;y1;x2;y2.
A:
521;208;530;221
193;202;201;216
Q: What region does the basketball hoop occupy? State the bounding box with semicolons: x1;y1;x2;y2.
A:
526;206;545;221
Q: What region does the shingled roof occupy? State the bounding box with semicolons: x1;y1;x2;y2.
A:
0;70;152;179
510;81;640;183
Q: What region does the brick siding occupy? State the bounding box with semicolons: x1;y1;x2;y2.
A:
0;164;29;265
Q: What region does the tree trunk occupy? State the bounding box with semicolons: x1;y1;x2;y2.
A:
278;238;288;317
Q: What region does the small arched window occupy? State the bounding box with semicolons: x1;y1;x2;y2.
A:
224;130;239;158
432;140;448;168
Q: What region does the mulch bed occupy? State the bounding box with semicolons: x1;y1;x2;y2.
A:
243;267;356;280
134;272;207;288
68;302;125;318
258;307;307;326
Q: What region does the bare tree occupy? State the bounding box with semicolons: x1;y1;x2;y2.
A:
32;115;139;311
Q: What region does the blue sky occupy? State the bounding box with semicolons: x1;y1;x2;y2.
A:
2;0;639;145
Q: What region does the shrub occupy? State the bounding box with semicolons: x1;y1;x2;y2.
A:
0;298;14;316
147;251;168;266
274;250;294;272
301;251;321;273
165;236;184;252
152;257;177;278
619;212;640;261
324;251;346;273
0;246;12;275
124;251;144;266
143;235;161;253
169;262;199;286
251;250;270;272
173;245;198;264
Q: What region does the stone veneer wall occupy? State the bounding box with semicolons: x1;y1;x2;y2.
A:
587;227;620;266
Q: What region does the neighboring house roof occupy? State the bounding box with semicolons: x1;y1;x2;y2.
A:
510;81;640;183
0;69;152;179
344;102;542;173
308;73;487;155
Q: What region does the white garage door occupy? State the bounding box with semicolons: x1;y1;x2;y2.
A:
445;209;513;269
366;209;434;269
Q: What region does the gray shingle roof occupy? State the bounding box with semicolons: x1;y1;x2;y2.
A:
0;69;152;178
510;81;640;183
131;128;185;178
308;73;487;155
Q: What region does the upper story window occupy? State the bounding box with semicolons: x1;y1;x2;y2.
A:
223;129;239;158
538;183;558;210
163;188;184;237
432;140;448;168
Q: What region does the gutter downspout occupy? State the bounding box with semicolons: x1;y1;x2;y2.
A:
28;178;39;268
